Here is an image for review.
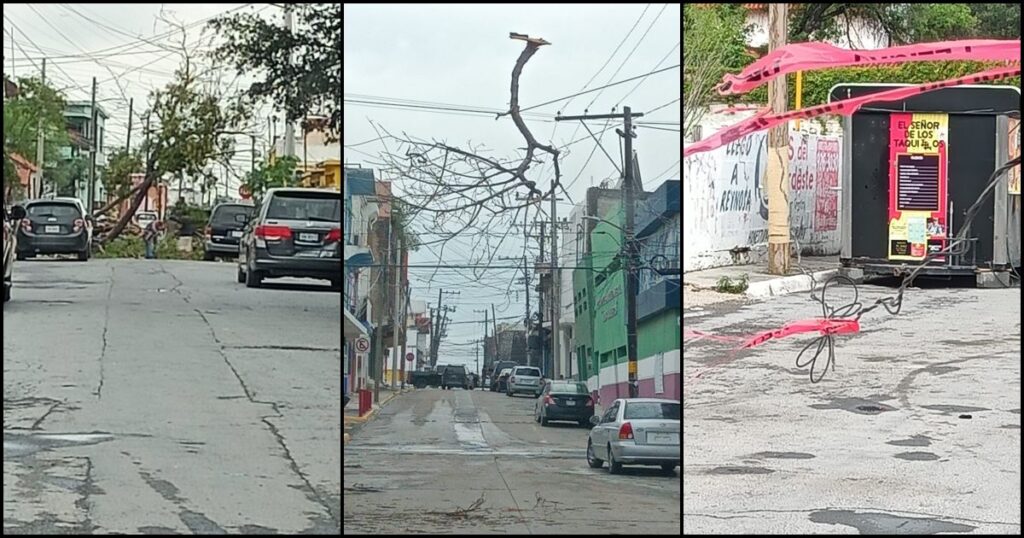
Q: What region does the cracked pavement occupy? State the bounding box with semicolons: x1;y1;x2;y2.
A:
683;282;1021;534
3;258;340;534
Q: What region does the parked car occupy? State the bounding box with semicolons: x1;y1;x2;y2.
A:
15;198;93;261
237;188;341;289
204;202;254;260
490;361;520;391
535;381;595;427
494;368;513;393
506;365;543;397
587;398;680;475
4;205;27;303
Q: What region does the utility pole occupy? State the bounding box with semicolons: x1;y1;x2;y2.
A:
87;77;97;214
549;178;562;380
767;2;791;275
34;59;45;199
555;107;644;397
373;219;393;404
391;237;403;390
621;106;640;398
283;6;296;160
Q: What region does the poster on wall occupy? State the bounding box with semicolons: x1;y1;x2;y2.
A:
888;113;948;261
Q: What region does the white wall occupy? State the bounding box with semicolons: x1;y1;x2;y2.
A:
683;122;842;271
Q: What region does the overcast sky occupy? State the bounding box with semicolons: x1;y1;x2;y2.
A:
4;3;297;195
344;4;680;371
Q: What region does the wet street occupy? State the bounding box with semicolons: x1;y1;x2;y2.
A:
3;259;341;534
683;284;1021;534
344;388;681;534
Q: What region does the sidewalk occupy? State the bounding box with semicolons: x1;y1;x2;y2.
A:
684;255;840;302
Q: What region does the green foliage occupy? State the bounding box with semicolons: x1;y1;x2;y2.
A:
905;4;978;42
968;3;1021;39
102;148;145;198
741;60;1021;109
715;274;749;294
3;76;70;197
48;156;88;197
684;4;751;138
243;155;299;200
209;4;340;141
95;232;205;260
786;4;1019;46
95;235;146;259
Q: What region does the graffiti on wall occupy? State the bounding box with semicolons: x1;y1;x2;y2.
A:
683;126;843;271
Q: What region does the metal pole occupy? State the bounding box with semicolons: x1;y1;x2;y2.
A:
550;176;561;379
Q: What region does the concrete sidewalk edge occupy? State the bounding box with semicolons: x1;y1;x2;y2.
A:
745;268;838;299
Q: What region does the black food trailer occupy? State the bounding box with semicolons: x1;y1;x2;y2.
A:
828;84;1021;286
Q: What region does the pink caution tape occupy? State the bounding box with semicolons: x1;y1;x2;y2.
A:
685;318;859;351
719;39;1021;95
683;65;1021;158
683;318;859;391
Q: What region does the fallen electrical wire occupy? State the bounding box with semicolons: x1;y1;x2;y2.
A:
684;154;1021;385
794;154;1022;382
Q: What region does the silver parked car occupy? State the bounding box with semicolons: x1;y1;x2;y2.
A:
506;366;543;397
587;398;680;474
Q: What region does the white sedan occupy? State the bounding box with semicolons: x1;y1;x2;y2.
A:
587;398;680;474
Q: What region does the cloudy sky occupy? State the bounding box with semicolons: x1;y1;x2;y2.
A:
344;4;680;371
3;3;299;196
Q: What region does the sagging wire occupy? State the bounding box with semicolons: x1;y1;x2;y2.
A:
796;154;1022;383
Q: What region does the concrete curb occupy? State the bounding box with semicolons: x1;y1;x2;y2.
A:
343;389;405;445
745;269;838;299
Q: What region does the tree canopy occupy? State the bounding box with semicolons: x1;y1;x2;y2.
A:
209;5;340;142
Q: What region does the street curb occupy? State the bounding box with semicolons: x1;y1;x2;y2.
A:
745;269;838;299
343;389;405;440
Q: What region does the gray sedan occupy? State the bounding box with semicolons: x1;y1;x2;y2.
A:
587;398;680;474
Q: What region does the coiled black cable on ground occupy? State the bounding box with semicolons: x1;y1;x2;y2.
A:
796;154;1021;383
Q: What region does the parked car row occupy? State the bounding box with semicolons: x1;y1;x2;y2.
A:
227;188;342;291
4;198;96;304
15;198;94;262
524;377;680;475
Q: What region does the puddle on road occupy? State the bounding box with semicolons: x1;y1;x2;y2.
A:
920;404;989;414
809;509;976;534
886;435;932;447
809;397;897;415
893;451;940;461
748;451;815;459
706;466;774;475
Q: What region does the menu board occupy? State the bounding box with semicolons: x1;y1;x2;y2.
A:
896;154;940;211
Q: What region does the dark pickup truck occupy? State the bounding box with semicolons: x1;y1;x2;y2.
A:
441;365;467;390
410;364;467;389
410;368;442;389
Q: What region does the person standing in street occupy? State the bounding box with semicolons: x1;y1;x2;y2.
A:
143;220;163;259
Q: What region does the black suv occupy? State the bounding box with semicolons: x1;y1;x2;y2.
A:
16;198;93;261
236;188;341;289
204;202;254;260
441;365;467;390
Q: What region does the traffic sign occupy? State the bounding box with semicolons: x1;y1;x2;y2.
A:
406;352;414;361
239;184;253;200
355;337;370;352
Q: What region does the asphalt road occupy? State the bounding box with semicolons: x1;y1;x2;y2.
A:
344;387;681;534
683;282;1021;534
3;258;341;534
